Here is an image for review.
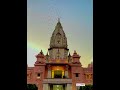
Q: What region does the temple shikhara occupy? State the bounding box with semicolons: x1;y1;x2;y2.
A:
27;19;93;90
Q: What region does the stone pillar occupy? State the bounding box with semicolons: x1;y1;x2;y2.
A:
67;84;72;90
77;86;80;90
48;84;50;90
65;65;69;78
47;70;51;78
43;84;49;90
65;84;67;90
65;71;68;78
47;65;51;78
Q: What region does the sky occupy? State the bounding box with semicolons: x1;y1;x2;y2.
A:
27;0;93;67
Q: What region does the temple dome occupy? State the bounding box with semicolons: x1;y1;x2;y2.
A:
50;19;67;48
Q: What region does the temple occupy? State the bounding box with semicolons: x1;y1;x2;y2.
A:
27;19;93;90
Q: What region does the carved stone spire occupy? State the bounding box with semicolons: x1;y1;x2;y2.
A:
46;51;49;56
68;52;71;57
40;50;43;54
50;20;67;48
48;20;69;59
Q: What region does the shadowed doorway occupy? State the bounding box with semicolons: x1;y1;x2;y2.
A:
50;84;65;90
54;70;62;78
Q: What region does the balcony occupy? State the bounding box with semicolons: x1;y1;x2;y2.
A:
43;78;72;84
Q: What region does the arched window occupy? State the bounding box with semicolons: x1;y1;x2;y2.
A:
37;73;40;77
37;73;41;79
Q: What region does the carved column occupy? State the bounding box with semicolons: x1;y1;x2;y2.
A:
65;65;69;78
67;84;72;90
43;84;49;90
47;65;51;78
65;84;67;90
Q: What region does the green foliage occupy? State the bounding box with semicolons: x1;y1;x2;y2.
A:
79;85;93;90
27;84;38;90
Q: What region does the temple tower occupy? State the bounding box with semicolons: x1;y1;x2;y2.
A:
48;19;69;59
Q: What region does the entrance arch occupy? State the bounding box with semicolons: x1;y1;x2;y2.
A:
51;66;65;78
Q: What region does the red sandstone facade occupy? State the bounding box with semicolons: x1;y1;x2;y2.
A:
27;20;93;90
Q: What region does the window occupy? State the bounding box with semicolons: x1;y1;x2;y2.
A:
75;73;79;77
37;73;41;79
37;73;40;77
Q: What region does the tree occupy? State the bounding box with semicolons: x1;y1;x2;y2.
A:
27;84;38;90
79;85;93;90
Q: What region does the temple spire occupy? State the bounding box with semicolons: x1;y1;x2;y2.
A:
74;50;77;54
46;51;49;56
40;50;43;54
68;52;71;57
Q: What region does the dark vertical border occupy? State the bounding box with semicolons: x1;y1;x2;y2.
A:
93;0;104;89
1;0;27;90
16;0;27;89
93;0;119;90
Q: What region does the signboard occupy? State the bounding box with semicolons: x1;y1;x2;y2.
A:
76;83;85;86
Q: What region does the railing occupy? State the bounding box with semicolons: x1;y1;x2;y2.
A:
43;78;72;84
